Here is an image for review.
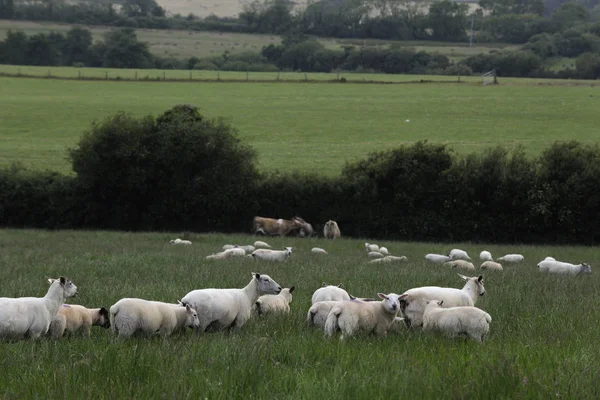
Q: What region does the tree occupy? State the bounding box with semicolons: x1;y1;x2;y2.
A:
576;52;600;78
0;0;14;18
551;2;590;28
427;0;468;41
101;28;153;68
63;27;93;66
121;0;159;16
478;0;545;16
2;30;28;65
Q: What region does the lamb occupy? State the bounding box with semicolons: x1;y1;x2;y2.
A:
324;293;401;339
379;247;390;256
444;260;476;272
480;251;493;262
367;251;385;259
480;261;503;271
323;220;341;239
170;238;192;245
109;299;199;338
425;254;452;264
311;283;351;304
251;247;293;262
253;241;271;249
180;272;281;333
254;287;295;316
0;277;78;340
399;274;486;328
311;247;328;254
449;249;471;261
496;254;524;264
48;304;110;339
307;297;377;328
365;243;379;253
537;260;592;275
422;300;492;343
205;247;246;260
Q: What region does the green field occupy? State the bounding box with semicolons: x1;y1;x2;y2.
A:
0;229;599;398
1;74;599;176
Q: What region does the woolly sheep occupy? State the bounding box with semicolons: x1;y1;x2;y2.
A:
444;260;476;272
311;283;351;304
496;254;524;264
240;245;256;254
323;220;341;239
311;247;328;255
365;243;379;253
180;272;281;333
324;293;401;339
367;256;408;264
254;287;295;316
48;304;110;339
480;261;503;271
251;247;293;262
222;244;236;250
368;251;385;259
422;300;492;343
110;299;199;338
170;238;192;245
449;249;471;261
205;247;246;260
543;257;556;262
253;241;271;249
538;260;591;275
399;274;486;328
307;298;372;328
379;247;390;256
480;251;493;262
425;254;452;264
0;277;78;340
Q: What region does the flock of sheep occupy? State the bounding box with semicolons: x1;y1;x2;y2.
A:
0;237;591;342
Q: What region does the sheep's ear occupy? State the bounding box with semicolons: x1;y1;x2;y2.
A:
289;286;295;294
99;307;109;317
349;294;356;300
185;304;192;311
377;293;387;300
337;283;344;289
457;273;469;281
253;272;260;279
47;278;54;284
322;282;327;287
59;277;66;285
478;275;483;282
177;300;183;306
437;301;444;306
399;294;408;302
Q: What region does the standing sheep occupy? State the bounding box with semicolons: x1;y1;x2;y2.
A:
311;283;351;304
254;287;295;316
0;277;78;340
180;272;282;333
48;304;110;339
496;254;524;264
425;254;452;264
251;247;293;262
449;249;471;261
323;220;341;239
365;243;379;253
480;251;493;262
422;300;492;343
253;241;271;249
481;261;503;271
311;248;328;255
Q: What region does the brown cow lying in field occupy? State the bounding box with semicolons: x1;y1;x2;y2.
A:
253;217;303;236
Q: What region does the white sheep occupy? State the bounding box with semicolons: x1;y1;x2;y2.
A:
240;245;256;254
222;244;235;250
425;254;452;264
254;287;295;316
253;241;271;249
367;256;408;264
365;243;379;253
311;283;351;304
324;293;401;339
480;261;503;271
311;247;328;254
251;247;293;262
444;260;476;272
109;299;199;338
0;277;78;340
170;238;192;245
543;256;556;262
368;251;384;259
180;272;282;333
449;249;471;261
422;300;492;343
48;304;110;339
379;247;390;256
480;251;493;262
205;247;246;260
538;260;591;275
307;297;374;328
496;254;524;264
399;274;486;328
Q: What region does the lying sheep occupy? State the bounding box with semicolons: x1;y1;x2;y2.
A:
444;260;476;272
181;272;281;333
254;287;295;316
480;261;503;271
425;254;452;264
480;251;493;262
251;247;293;262
324;293;401;339
365;243;379;253
222;244;235;250
323;220;341;239
422;300;491;343
449;249;471;261
538;260;591;275
399;274;486;328
379;247;389;256
311;283;351;304
0;277;78;340
311;247;328;255
367;256;408;264
240;245;255;254
205;247;246;260
496;254;524;264
368;251;385;259
170;238;192;245
48;304;110;339
543;256;556;262
253;241;271;249
110;299;199;338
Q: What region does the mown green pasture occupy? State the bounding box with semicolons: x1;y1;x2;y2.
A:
1;75;598;176
0;229;598;398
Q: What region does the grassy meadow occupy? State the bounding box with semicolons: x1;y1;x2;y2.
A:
0;229;599;398
1;75;599;176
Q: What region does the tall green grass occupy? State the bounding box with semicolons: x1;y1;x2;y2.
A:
0;229;599;398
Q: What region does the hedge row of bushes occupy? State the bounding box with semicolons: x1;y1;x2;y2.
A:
1;106;599;245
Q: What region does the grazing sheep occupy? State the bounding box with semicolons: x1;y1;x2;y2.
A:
251;247;293;262
254;287;295;316
311;283;351;304
205;247;246;260
110;299;199;338
368;251;385;259
425;254;452;264
538;260;591;275
0;277;78;340
365;243;379;253
480;251;493;262
379;247;390;256
480;261;503;271
496;254;524;264
180;272;281;333
48;304;110;339
323;220;341;239
399;274;486;328
444;260;476;272
449;249;471;261
253;241;271;249
311;247;328;255
170;238;192;245
422;300;491;343
324;293;401;339
543;257;556;262
308;299;403;331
